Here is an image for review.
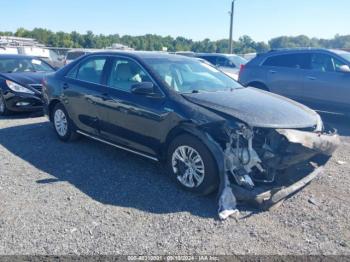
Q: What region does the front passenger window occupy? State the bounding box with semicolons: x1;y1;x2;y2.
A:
310;54;335;72
108;58;151;92
76;58;106;84
333;57;348;72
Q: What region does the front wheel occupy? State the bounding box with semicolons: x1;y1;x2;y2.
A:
52;103;79;142
167;134;219;195
0;94;11;116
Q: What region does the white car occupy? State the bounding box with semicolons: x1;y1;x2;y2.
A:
196;53;247;81
0;47;19;55
64;49;103;65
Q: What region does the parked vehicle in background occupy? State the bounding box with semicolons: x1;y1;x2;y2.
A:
196;53;247;80
239;48;350;115
174;51;196;57
240;52;257;61
0;54;55;115
46;49;65;68
64;49;100;65
17;46;64;69
43;51;338;209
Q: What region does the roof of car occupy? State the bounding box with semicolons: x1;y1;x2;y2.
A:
86;51;197;60
196;53;240;57
67;49;103;53
265;48;344;55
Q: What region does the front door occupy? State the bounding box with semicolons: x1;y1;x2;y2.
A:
98;56;168;156
300;52;350;113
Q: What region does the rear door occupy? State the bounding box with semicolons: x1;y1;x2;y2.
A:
62;55;109;135
263;53;306;100
300;52;350;112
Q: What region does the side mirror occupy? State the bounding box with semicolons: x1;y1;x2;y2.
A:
339;65;350;73
131;82;158;97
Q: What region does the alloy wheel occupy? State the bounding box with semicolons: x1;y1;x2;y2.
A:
171;145;205;188
0;96;5;113
54;109;68;137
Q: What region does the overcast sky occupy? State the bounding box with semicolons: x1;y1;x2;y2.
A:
1;0;349;41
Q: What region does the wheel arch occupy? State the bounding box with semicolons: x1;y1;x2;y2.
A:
48;99;62;122
161;123;226;191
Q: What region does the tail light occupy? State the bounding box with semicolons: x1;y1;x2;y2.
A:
239;64;245;78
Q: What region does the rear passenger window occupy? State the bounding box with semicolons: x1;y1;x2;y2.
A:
76;58;106;84
263;54;308;69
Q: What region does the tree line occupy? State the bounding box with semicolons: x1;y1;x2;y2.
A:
1;28;350;54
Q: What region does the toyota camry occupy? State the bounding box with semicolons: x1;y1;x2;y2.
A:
42;52;339;218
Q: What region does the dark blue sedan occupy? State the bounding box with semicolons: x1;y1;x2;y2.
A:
0;54;55;115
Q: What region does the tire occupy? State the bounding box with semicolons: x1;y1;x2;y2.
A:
52;103;79;142
0;94;11;116
167;134;219;195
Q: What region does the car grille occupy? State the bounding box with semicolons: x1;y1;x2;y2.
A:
29;84;43;93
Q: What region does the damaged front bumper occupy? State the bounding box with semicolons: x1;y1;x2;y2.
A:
218;127;340;220
231;163;324;211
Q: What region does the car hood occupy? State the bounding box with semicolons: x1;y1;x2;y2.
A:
0;72;46;86
183;87;320;129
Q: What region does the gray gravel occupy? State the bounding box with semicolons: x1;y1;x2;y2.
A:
0;113;349;255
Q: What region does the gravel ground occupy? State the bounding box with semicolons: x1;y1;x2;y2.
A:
0;113;349;255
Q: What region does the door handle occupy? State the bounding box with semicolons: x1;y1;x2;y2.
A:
62;83;69;90
269;70;277;74
307;76;317;80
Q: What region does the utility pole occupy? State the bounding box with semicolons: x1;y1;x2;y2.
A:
228;0;236;54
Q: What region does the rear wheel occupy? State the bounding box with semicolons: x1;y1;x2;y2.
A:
0;94;11;116
167;134;219;195
52;103;79;142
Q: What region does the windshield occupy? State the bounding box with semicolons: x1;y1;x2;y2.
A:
144;57;243;93
338;52;350;63
0;57;54;73
228;55;248;66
